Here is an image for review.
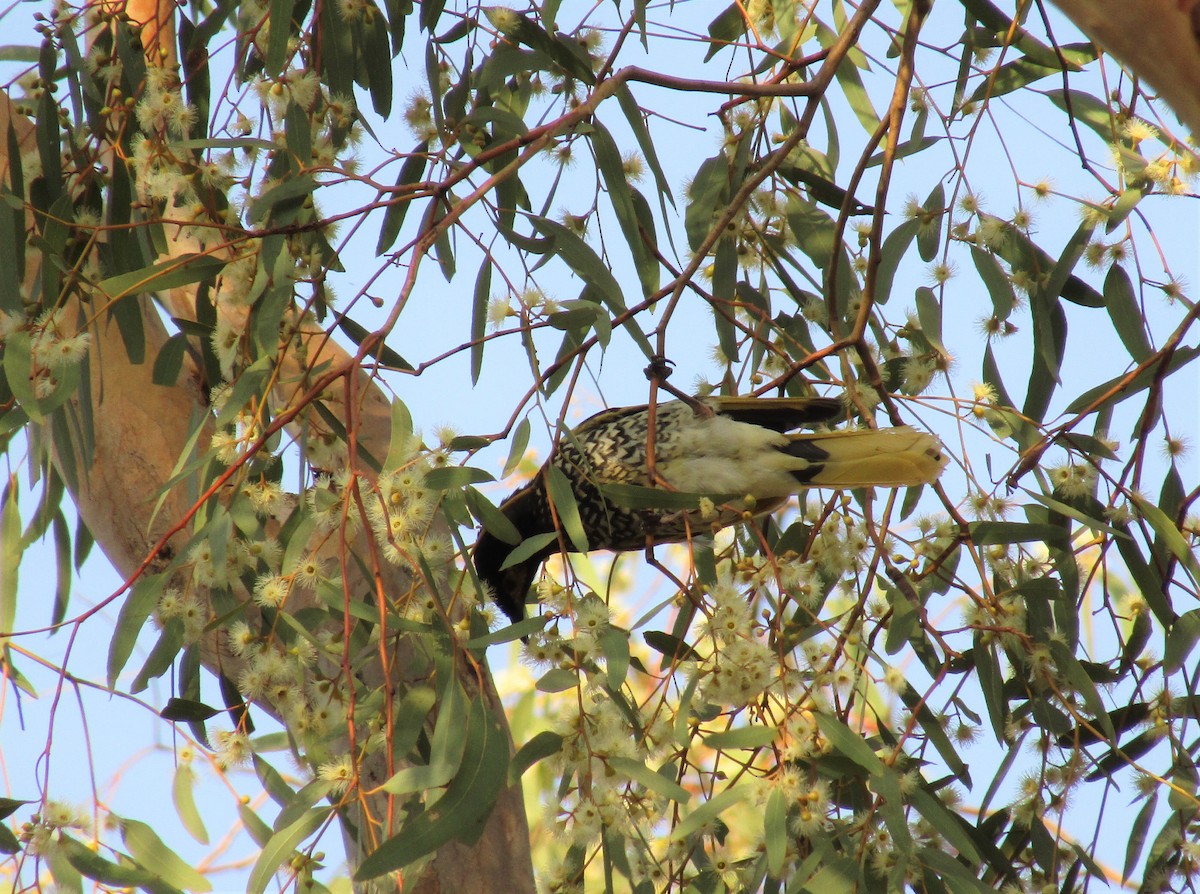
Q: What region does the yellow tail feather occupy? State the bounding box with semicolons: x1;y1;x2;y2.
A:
790;426;947;488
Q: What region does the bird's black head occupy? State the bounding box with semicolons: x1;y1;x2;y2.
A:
472;529;541;624
471;482;556;625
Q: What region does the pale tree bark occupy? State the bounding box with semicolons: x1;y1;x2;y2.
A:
1051;0;1200;135
3;0;534;886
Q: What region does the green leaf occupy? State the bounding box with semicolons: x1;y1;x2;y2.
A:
334;312;414;371
152;333;190;386
1024;289;1066;421
899;685;971;785
711;237;739;362
1065;346;1199;415
172;764;210;845
1103;264;1152;361
909;789;982;864
914;287;946;356
1045;89;1116;140
249;173;317;222
1131;492;1200;587
356;697;510;879
501;418;531;478
0;823;18;855
248;807;331;894
499;531;558;571
130;619;185;693
59;836;175;890
487;8;595;82
969;56;1062;106
615;83;673;207
470;261;493;387
600;483;740;511
121;818;213;892
873;219;919;306
545;465;588;553
107;576;166;689
974;638;1007;741
704;3;746;61
703;725;777;750
536;666;579;692
815;715;885;776
2;330;83;421
917;183;943;261
786;195;838;270
643;630;700;663
764;786;788;878
97;253;228;300
684;153;729;252
832;42;880;133
972;246;1017;320
1123;792;1158;882
376;143;430;254
669;787;747;840
511;730;564;779
160;698;220;722
465;486;521;545
1164;609;1200;674
1105;186;1145;232
970;520;1068;550
592;120;658;297
600;626;630;688
981;213;1103;307
0;486;19;636
390;685;438;761
1048;641;1115;741
424;466;494;489
265;0;296;74
1023;491;1126;540
608;757;690;802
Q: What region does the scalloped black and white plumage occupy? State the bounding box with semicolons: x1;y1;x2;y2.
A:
472;396;947;624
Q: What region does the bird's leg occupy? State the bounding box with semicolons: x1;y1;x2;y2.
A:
643;354;712;415
643;354;710;491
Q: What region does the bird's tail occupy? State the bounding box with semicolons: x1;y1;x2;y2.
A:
784;426;947;488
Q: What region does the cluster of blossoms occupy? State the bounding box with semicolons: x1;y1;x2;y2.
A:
226;621;345;753
363;450;461;618
542;684;674;852
17;800;92;858
522;504;971;892
0;308;93;399
688;573;780;707
1109;117;1198;196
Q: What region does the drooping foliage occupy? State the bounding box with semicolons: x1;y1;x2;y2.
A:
1;0;1198;891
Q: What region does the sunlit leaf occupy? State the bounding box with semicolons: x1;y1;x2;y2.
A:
916;183;943;261
873;219;919;305
376;142;429;254
356;698;510;879
107;576;166;689
703;725;777;749
668;786;746;840
608;757;690;802
121;818;213;892
1065;346;1198;415
248;807;331;894
511;730;564;779
704;4;746;61
172;764;210;845
1103;264;1152;361
544;465;588;553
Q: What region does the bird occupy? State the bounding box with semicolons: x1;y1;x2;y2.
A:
472;395;947;624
